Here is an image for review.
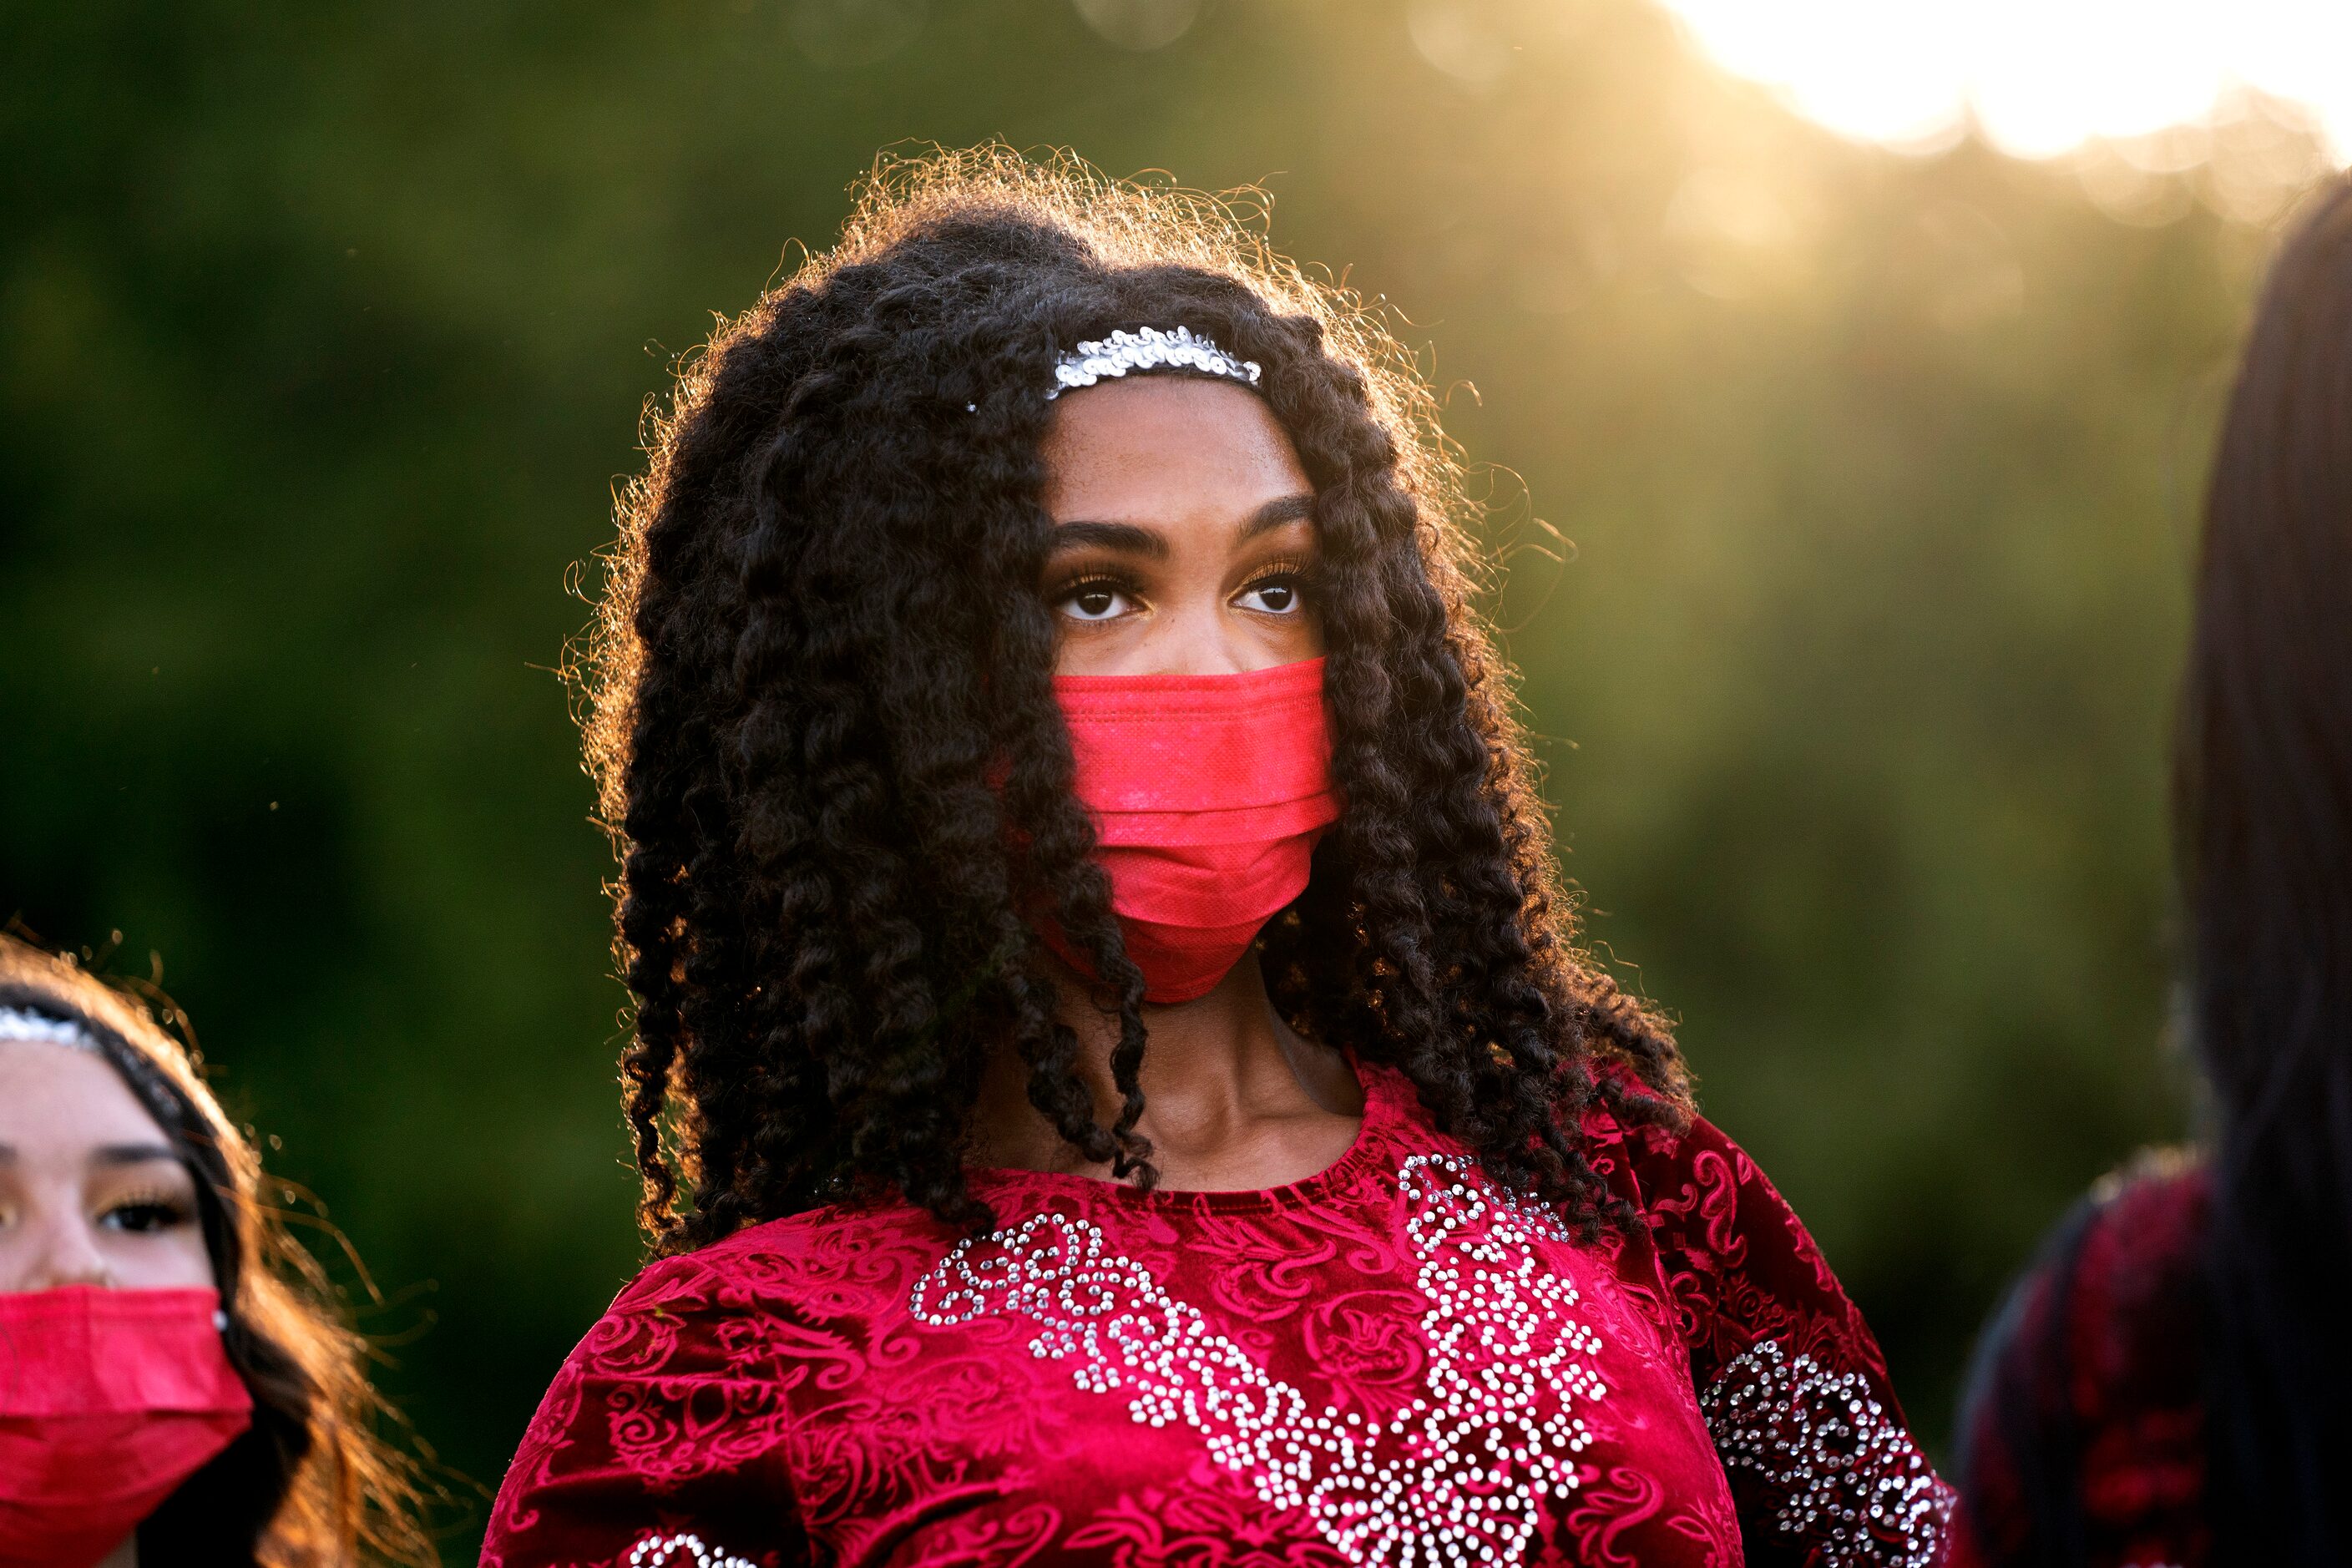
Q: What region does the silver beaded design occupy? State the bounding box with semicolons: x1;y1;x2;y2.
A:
1044;325;1264;401
909;1153;1605;1565
1699;1339;1952;1568
625;1532;756;1568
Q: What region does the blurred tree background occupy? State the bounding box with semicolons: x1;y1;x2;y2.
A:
3;0;2334;1553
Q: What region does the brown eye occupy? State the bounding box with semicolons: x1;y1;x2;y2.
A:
1057;580;1134;622
1237;574;1305;615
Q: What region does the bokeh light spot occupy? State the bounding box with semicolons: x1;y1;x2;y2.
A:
1071;0;1202;51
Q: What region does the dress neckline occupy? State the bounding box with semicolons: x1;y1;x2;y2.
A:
961;1063;1406;1216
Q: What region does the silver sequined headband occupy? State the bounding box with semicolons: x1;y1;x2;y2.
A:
0;1004;98;1050
1046;325;1262;402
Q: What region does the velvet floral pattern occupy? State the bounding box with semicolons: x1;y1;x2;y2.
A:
483;1067;1950;1566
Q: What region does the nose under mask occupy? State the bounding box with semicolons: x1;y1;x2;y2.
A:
0;1285;255;1568
1040;655;1340;1004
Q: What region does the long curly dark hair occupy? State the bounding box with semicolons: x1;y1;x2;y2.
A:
582;147;1688;1252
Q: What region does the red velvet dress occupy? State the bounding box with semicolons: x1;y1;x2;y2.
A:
482;1066;1950;1567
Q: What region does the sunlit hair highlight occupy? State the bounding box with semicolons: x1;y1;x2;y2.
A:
580;144;1690;1252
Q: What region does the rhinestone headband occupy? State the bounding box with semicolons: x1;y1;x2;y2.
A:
1046;325;1262;402
0;1004;98;1050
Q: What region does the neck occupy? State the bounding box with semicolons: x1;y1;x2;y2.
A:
972;949;1363;1189
99;1535;137;1568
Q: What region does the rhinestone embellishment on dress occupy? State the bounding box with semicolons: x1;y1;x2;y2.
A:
1044;325;1264;401
625;1532;756;1568
1700;1339;1953;1568
910;1154;1605;1566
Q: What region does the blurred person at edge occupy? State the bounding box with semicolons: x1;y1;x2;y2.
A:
0;935;431;1568
1950;177;2352;1568
481;148;1951;1568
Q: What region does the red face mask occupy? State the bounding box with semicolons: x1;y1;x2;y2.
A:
1044;656;1341;1004
0;1286;255;1568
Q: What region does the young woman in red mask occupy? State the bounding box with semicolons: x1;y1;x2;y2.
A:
483;149;1949;1568
0;936;428;1567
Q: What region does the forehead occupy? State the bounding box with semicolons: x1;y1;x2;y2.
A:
0;1038;169;1151
1040;377;1308;516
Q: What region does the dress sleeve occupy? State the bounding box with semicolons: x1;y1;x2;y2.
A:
1621;1110;1955;1568
479;1254;812;1568
1945;1167;2208;1568
1941;1199;2093;1568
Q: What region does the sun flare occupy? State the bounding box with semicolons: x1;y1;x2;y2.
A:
1656;0;2352;162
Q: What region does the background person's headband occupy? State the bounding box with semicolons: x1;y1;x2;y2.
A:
0;1000;192;1125
0;1004;99;1050
1046;325;1262;402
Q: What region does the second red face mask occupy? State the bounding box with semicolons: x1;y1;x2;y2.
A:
0;1285;255;1568
1044;656;1341;1004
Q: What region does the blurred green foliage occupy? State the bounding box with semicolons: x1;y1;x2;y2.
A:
3;0;2310;1553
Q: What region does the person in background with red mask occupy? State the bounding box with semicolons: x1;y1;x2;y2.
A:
483;148;1950;1568
0;935;430;1567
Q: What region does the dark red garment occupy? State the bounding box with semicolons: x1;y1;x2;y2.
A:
483;1067;1950;1567
1947;1163;2208;1568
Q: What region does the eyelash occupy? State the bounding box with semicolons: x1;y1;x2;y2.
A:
1050;561;1317;599
1051;569;1136;601
101;1191;192;1233
1241;556;1312;589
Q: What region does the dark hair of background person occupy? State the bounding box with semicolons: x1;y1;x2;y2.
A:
0;933;435;1567
579;145;1692;1252
2177;175;2352;1565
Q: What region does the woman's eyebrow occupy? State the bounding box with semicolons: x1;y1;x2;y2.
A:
89;1141;182;1168
1049;496;1313;558
1046;519;1166;559
1239;493;1315;540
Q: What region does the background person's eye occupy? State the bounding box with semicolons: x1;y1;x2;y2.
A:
100;1197;190;1234
1236;574;1303;615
